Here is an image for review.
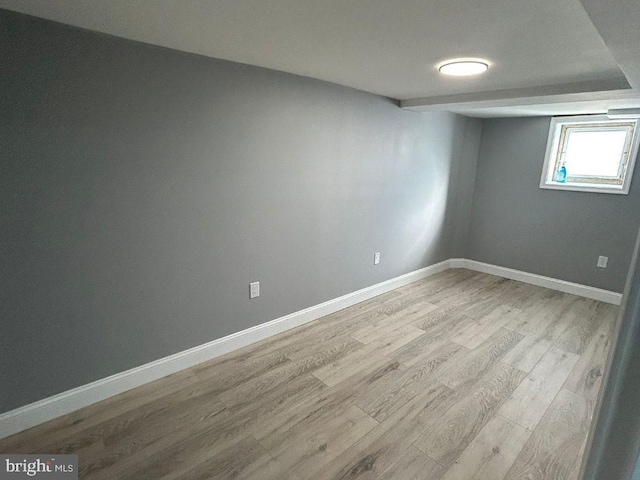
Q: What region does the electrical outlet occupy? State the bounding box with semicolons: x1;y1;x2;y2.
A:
597;256;608;268
374;252;381;265
249;281;260;299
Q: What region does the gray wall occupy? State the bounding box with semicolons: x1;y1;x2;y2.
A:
467;117;640;293
0;10;481;413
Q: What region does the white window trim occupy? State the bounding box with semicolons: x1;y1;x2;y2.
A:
539;114;640;195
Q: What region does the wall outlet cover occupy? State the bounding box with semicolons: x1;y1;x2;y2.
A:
249;281;260;299
374;252;381;265
597;256;608;268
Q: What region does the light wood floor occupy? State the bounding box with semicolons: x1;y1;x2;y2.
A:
0;269;618;479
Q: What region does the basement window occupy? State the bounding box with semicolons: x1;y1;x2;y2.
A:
540;115;640;194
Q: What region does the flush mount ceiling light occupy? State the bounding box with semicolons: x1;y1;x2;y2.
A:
438;59;489;76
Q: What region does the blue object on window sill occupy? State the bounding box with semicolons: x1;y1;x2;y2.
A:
555;165;567;183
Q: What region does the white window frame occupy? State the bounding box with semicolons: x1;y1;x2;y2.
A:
539;114;640;195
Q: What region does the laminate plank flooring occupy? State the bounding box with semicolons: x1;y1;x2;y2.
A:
0;269;618;479
563;309;617;402
498;347;580;431
413;362;528;468
504;389;591;480
439;414;531;480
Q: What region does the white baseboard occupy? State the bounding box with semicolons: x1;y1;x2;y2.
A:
452;258;623;305
0;258;623;440
0;259;451;440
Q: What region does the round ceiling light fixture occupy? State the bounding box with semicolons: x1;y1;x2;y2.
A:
438;59;489;76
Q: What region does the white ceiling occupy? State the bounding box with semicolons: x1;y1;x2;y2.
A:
1;0;639;117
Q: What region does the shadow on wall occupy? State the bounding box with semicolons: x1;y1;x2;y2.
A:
405;114;482;268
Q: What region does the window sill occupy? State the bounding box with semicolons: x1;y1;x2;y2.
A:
539;182;629;195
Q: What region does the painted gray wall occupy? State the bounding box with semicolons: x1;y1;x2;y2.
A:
583;228;640;480
467;117;640;293
0;10;481;413
447;120;482;258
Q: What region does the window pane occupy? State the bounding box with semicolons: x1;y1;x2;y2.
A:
563;129;627;178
